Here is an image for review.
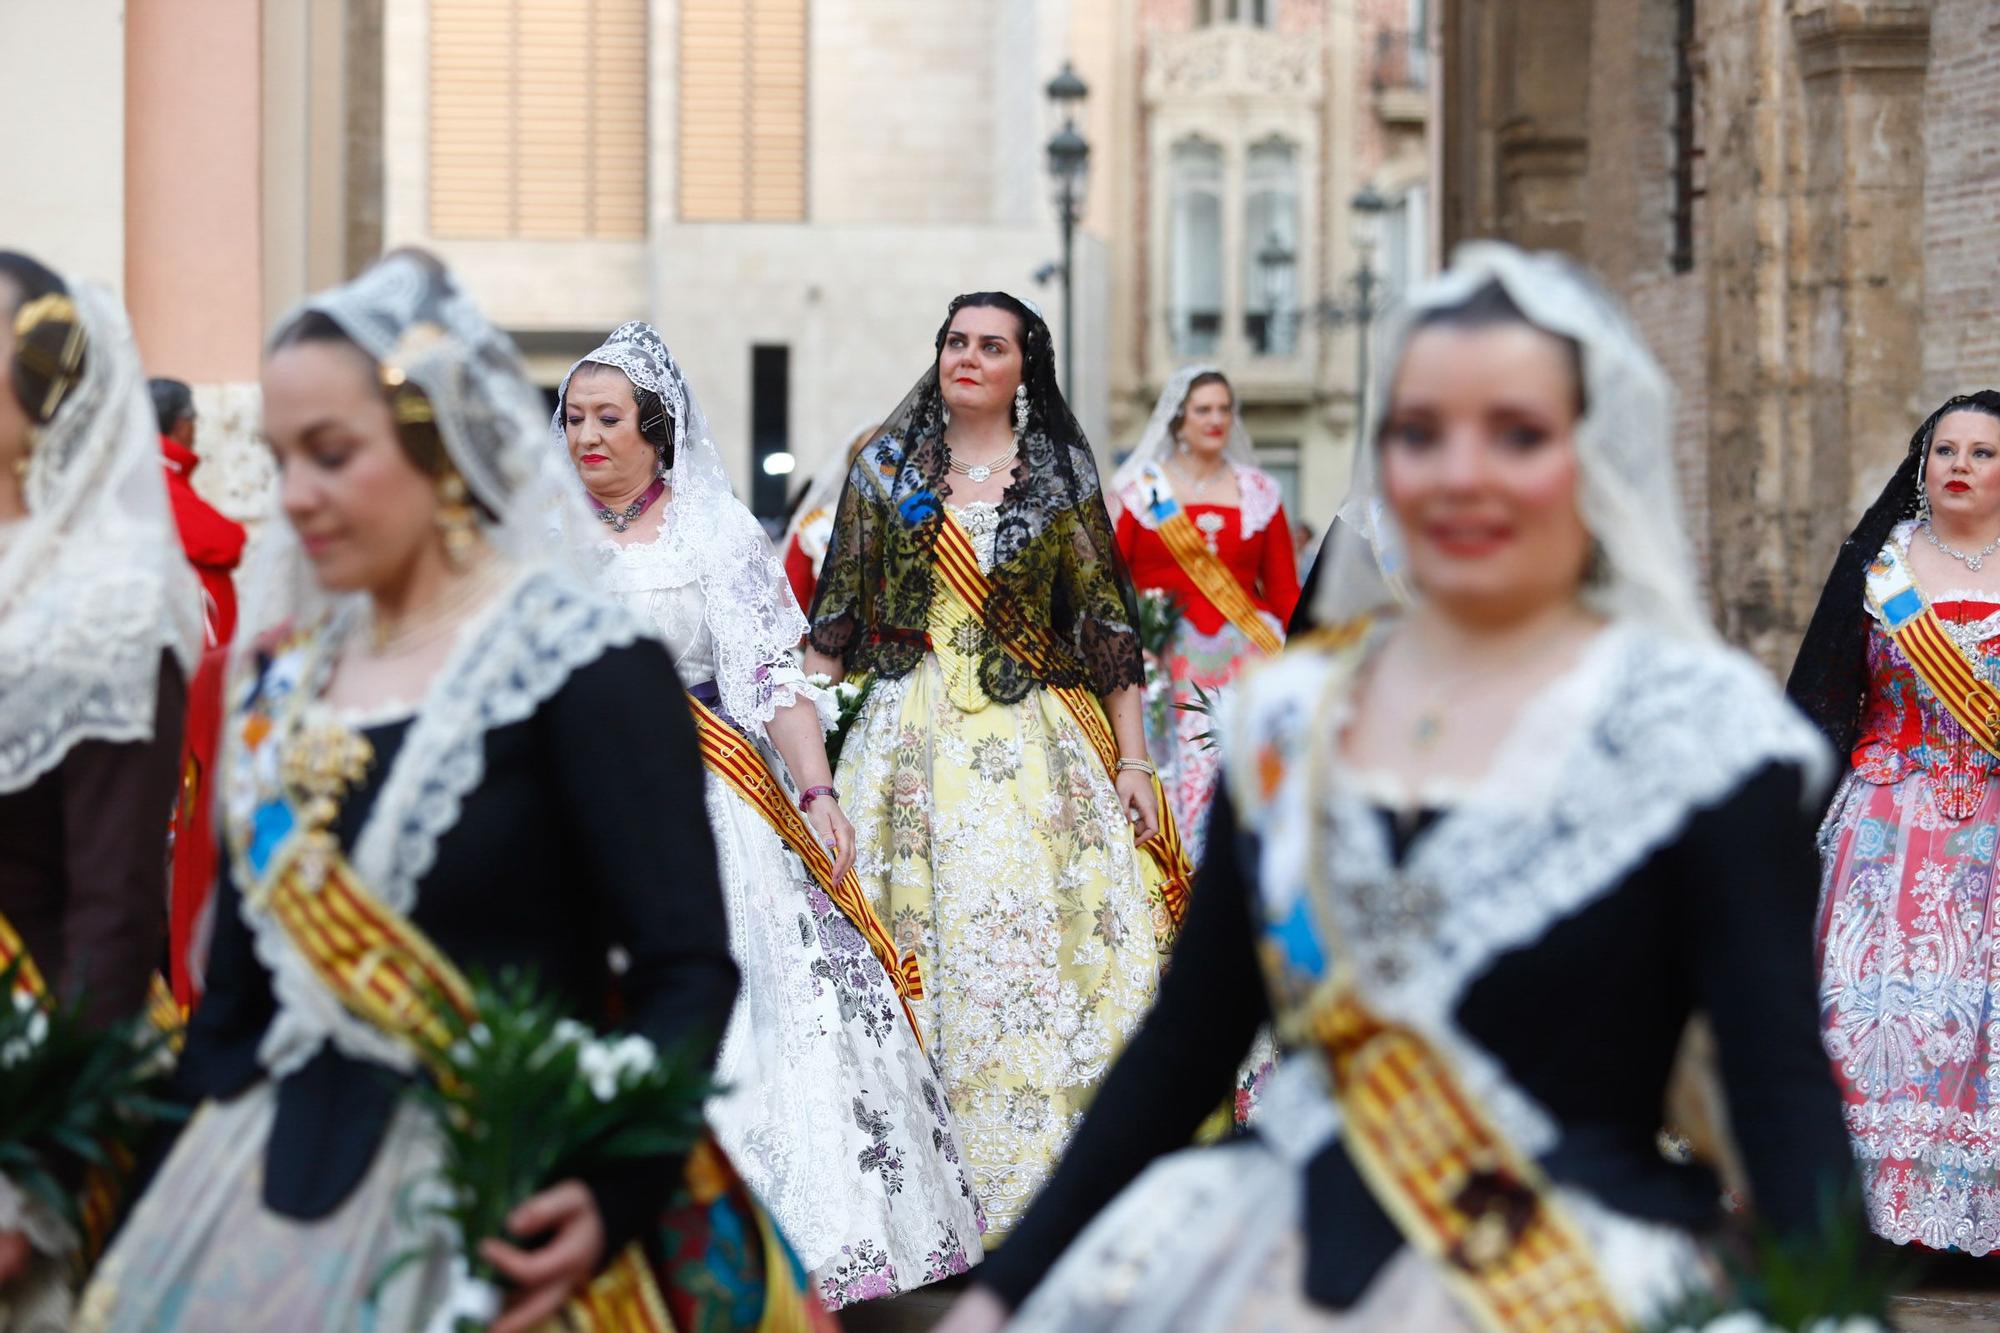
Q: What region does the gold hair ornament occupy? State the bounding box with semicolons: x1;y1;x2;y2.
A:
12;292;85;421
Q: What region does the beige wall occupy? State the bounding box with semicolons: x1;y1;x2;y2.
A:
0;0;127;286
125;0;267;383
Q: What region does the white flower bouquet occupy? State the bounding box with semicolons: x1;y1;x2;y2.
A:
389;968;713;1331
807;671;873;768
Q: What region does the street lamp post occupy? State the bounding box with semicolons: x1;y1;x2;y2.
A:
1257;185;1392;436
1044;62;1090;394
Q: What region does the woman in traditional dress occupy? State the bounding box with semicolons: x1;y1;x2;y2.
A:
1110;366;1299;863
803;292;1191;1241
782;419;877;613
1789;390;2000;1258
0;254;202;1330
555;323;982;1307
940;244;1858;1331
79;252;774;1333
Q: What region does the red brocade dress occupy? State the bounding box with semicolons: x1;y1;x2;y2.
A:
1816;522;2000;1253
1113;464;1299;866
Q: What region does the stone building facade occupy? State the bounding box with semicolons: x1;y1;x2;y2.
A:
1106;0;1433;527
1437;0;2000;668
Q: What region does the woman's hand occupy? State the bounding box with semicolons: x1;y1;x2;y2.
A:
934;1284;1012;1333
1116;768;1160;842
806;794;856;883
0;1228;30;1290
480;1180;606;1333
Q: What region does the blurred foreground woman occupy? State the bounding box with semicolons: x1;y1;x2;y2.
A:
78;252;830;1332
0;253;201;1330
945;244;1860;1331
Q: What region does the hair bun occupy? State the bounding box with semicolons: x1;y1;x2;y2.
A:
11;291;87;424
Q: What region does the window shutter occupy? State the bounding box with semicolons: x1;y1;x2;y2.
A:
678;0;806;222
429;0;648;240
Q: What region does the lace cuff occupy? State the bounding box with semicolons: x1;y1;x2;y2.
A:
758;656;837;733
0;1172;78;1259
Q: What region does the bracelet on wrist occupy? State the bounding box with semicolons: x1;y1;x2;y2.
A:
1114;758;1156;776
798;784;838;812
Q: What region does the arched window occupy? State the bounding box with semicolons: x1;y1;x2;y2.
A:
1169;138;1225;357
1244;137;1299;357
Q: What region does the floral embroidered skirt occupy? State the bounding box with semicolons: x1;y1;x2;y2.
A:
1010;1137;1708;1331
1143;616;1273;865
837;657;1171;1240
698;764;982;1308
76;1085;456;1332
1817;769;2000;1254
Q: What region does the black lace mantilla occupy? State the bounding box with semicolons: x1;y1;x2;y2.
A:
1786;389;2000;794
806;297;1144;703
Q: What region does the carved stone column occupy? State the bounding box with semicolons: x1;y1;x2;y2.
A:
1706;1;1930;666
1791;3;1932;527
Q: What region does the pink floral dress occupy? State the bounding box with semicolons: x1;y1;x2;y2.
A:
1816;525;2000;1254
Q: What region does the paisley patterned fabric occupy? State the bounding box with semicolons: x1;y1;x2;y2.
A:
835;503;1170;1240
1817;525;2000;1254
597;513;983;1310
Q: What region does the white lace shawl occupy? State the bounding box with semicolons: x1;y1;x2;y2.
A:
0;281;202;794
1224;621;1831;1160
224;566;641;1078
1111;461;1285;539
591;491;833;734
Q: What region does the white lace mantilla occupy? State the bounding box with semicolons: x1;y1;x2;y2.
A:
1225;621;1831;1154
224;566;642;1078
593;493;830;733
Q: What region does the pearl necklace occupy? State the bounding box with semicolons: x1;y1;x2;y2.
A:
1921;519;2000;573
946;445;1019;486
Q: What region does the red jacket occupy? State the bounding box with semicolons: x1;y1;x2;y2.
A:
161;437;246;647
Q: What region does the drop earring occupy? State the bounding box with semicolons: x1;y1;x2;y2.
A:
1013;384;1030;437
1917;455;1933;524
436;471;479;569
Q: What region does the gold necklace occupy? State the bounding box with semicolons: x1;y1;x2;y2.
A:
367;558;507;656
1401;624;1588;752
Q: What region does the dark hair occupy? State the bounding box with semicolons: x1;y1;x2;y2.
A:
149;377;195;436
0;250;87;425
270;307;456;480
562;361;677;472
1405;281;1588;418
935;291;1052;390
1170;371;1233;439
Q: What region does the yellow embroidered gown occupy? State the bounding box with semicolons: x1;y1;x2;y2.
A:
835;502;1174;1239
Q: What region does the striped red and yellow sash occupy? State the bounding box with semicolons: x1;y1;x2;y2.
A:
930;512;1192;929
1867;543;2000;759
259;841;671;1331
687;694;926;1045
1311;991;1626;1331
1136;467;1283;656
0;909;49;999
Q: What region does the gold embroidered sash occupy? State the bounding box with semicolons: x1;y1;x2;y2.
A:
1265;646;1625;1332
1865;540;2000;760
928;512;1192;929
686;693;926;1045
1135;463;1283;656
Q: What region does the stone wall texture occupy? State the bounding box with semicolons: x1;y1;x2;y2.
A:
1439;0;2000;670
